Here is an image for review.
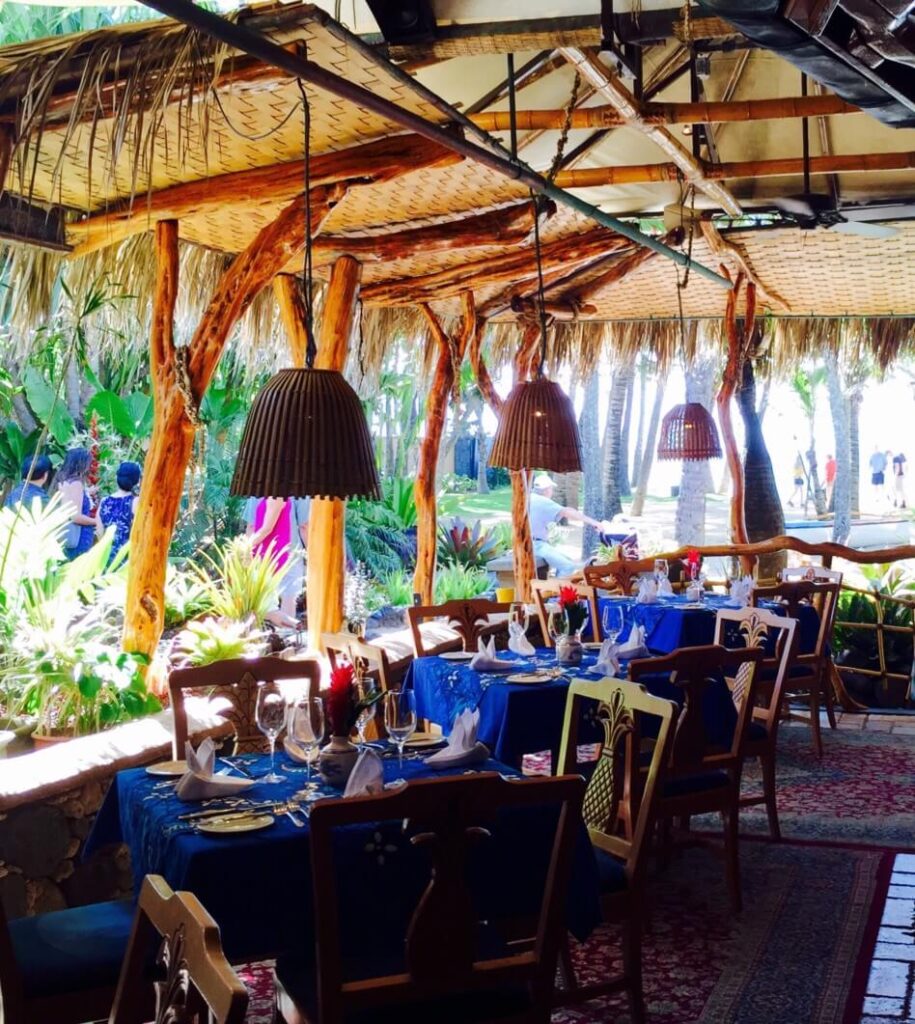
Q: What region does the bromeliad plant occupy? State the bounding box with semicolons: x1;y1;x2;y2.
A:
192;536;289;627
324;661;382;739
438;517;505;570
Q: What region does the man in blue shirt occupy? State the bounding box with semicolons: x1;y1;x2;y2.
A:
5;454;52;510
527;474;607;577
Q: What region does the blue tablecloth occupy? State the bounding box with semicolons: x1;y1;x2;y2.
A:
85;750;601;961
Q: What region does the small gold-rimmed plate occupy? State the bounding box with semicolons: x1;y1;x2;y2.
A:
197;814;275;835
145;760;187;777
405;733;446;749
440;651;474;662
506;671;554;685
582;642;604;651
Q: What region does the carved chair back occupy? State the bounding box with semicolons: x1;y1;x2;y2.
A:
109;875;248;1024
713;607;798;741
584;558;656;595
628;644;764;775
168;656;321;758
530;579;601;647
323;632;395;694
308;773;584;1023
558;680;675;887
408;599;512;657
752;579;839;669
779;565;843;584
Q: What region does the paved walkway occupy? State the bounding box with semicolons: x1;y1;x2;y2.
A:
862;854;915;1023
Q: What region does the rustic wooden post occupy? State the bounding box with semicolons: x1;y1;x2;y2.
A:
306;256;362;650
716;271;755;573
273;274;310;368
413;294;476;605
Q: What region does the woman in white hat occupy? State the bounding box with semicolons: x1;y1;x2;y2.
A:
528;473;606;576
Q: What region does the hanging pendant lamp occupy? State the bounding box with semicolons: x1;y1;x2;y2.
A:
230;81;380;501
657;402;721;461
489;198;583;474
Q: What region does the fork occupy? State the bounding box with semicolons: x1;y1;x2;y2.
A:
279;802;305;827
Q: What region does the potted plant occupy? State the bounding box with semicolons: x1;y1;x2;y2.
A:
552;586;588;666
318;662;381;788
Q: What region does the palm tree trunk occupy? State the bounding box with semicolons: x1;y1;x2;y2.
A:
825;350;852;544
602;364;634;519
736;355;786;577
849;388;862;516
675;359;715;546
579;369;602;559
631;357;648;485
631;374;666;518
618;371;634;498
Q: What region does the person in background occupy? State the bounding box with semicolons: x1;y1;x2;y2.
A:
244;496;310;626
528;473;607;577
5;453;52;510
824;454;837;508
55;447;96;559
787;455;805;508
97;461;141;563
869;446;888;505
893;451;907;509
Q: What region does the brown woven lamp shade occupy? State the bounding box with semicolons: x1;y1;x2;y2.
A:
657;402;722;461
230;368;381;500
489;377;583;473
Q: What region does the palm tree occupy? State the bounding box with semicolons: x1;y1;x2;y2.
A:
601;364;634;519
579;369;602;559
617;371;634;499
675;358;716;546
825;350;852;543
789;367;827;514
630;368;666;518
631;355;648;485
845;358;872;516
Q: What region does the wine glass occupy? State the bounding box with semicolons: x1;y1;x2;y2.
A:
285;696;325;782
255;682;287;783
547;604;566;645
384;689;417;772
354;677;378;749
653;558;669;587
601;602;624;645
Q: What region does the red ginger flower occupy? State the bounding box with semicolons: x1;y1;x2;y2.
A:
558;585;579;609
326;662;355;737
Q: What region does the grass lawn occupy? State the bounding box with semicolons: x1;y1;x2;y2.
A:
438;487;513;523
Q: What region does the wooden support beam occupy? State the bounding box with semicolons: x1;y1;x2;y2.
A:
510;323;542;602
67;133;461;256
413;294;476;604
273;274;309;368
699;221;790;312
307;256;362;652
360;228;629;306
470;94;857;132
565;243;662;303
553;149;915;187
559;48;743;217
509;297;598;320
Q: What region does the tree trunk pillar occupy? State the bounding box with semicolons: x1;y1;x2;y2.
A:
307;256;362;650
273;274;310;369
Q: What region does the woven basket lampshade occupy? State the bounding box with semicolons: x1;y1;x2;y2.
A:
230;368;381;500
489;377;583;473
657;402;722;461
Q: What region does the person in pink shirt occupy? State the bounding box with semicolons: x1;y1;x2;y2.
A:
248;497;306;626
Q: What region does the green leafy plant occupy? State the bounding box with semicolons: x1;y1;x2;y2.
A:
382;476;417;528
434;563;491;603
438;517;505;570
439;472;476;495
345;500;413;579
192;537;289;626
381;569;414;607
170;617;265;668
163;564;214;629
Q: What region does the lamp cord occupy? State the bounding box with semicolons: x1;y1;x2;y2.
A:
532;193;549;378
297;78;317;369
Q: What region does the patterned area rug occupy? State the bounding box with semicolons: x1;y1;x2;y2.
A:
237;839;890;1023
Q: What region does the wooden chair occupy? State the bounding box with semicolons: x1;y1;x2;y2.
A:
713;607;799;839
0;894;135;1023
556;679;676;1023
780;565;843;584
274;773;585;1024
628;643;764;912
169;656;321;758
752;578;841;755
407;599;512;657
584;558;655;595
530;578;601;647
109;874;248;1023
323;632;395;740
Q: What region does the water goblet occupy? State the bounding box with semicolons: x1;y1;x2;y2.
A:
255;682;287;783
601;602;624;645
547;605;566;645
384;689;417;772
653;558;669;587
285;696;325;782
354;678;378;749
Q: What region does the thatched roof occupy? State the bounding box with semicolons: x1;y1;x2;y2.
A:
0;1;914;373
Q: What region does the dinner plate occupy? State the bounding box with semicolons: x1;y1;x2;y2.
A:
440;651;474;662
582;642;604;651
404;733;446;748
198;814;275;835
145;760;187;777
506;671;554;685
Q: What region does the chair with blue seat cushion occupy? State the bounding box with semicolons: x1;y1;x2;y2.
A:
555;678;676;1024
715;606;799;840
752;578;840;756
275;772;585;1024
0;895;134;1024
629;642;765;913
109;874;247;1024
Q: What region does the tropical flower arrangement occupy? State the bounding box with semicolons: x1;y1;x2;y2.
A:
557;586;589;636
324;661;381;738
686;548;702;581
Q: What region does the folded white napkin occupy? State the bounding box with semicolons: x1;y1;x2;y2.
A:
618;623;650;660
636;578;658;604
594;639;621;676
175;738;255;802
507;620;535;657
343;748;385;798
657;577;674;597
470;636;503;672
728;575;755;608
426;709;490;769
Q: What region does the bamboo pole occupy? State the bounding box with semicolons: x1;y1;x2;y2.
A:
471;94;857;131
272;274;309;368
307;256;362;651
699;221;790;312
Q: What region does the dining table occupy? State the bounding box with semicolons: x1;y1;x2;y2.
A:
84;747;602;963
407;592;821;767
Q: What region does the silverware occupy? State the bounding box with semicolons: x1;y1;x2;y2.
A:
219;758;254;779
178;800;275;821
281;803;305;828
